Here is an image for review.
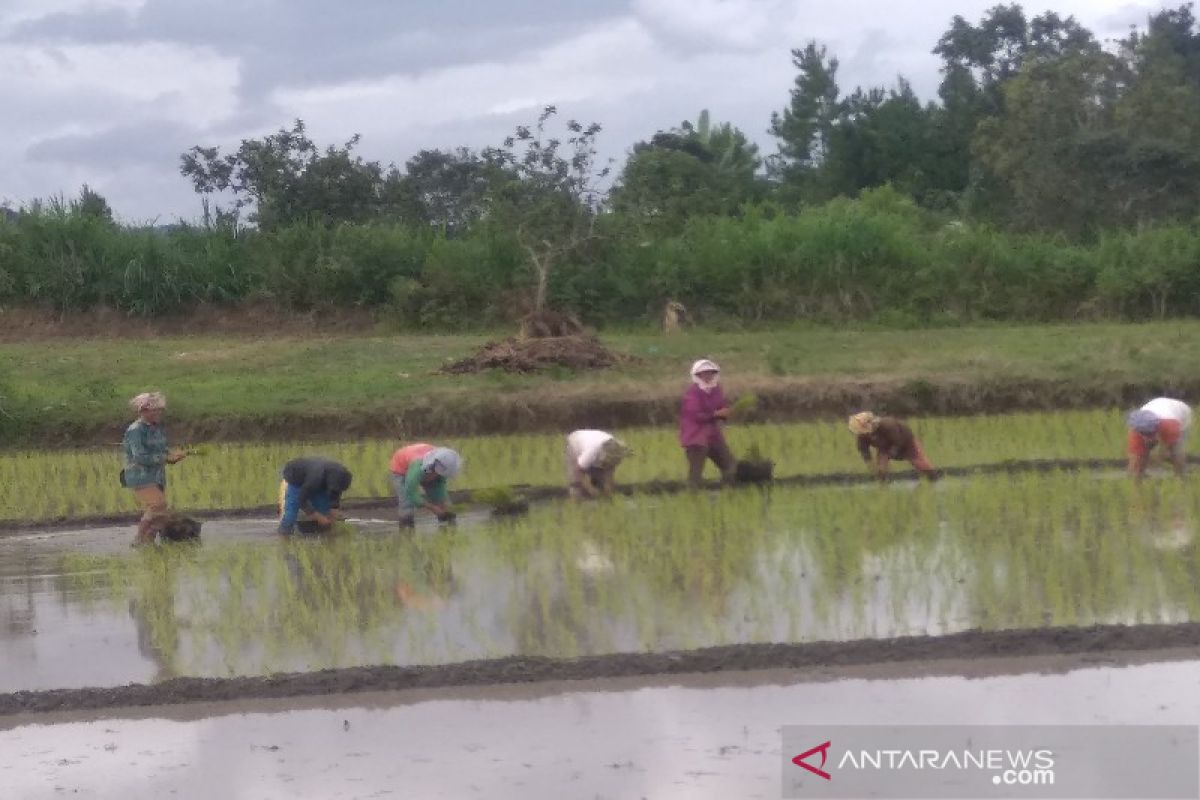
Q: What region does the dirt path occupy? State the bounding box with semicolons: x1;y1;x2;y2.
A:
5;622;1200;716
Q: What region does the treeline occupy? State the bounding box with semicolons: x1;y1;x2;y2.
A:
3;187;1197;324
0;4;1198;323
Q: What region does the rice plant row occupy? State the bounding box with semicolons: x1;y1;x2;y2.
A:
0;408;1131;523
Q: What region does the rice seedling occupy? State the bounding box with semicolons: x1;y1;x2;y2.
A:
1;408;1145;524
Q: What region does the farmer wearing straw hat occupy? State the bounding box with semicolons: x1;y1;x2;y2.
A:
1126;397;1193;480
390;443;463;529
277;456;353;536
680;358;736;488
122;392;189;547
565;430;633;499
848;412;938;482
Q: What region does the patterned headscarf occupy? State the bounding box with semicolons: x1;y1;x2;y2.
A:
130;392;166;413
422;447;462;479
848;411;880;436
594;438;633;470
1126;409;1160;436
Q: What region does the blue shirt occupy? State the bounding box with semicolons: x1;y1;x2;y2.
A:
122;420;169;488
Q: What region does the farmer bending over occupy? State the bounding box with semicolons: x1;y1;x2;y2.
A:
848;412;938;482
1127;397;1193;480
278;457;353;536
390;444;462;529
566;430;632;499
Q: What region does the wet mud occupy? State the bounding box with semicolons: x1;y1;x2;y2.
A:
6;622;1200;716
5;655;1200;799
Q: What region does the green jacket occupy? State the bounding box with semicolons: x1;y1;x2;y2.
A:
404;460;447;507
122;420;168;488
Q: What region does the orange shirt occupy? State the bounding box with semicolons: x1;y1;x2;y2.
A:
1127;419;1183;457
390;443;434;475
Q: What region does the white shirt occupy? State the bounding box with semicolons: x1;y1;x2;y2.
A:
567;430;614;469
1142;398;1193;430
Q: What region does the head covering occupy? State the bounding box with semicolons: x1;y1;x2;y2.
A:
594;438;633;470
130;392;166;413
422;447;462;479
1126;409;1160;435
848;411;880;436
691;359;721;392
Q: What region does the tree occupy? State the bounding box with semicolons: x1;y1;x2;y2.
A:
973;51;1125;233
179;120;399;229
769;42;841;196
933;5;1098;207
612;110;762;230
71;184;114;222
482;106;609;314
399;148;495;235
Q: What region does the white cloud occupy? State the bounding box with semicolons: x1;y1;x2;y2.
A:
633;0;787;50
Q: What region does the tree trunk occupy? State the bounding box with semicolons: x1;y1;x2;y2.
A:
533;256;550;313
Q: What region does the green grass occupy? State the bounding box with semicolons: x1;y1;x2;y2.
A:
0;409;1149;523
2;320;1198;441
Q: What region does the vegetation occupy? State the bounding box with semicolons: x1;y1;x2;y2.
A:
1;7;1198;324
59;470;1200;678
0;409;1151;523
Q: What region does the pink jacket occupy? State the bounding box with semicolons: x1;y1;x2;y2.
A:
679;383;728;448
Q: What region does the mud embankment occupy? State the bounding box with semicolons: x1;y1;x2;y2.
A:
4;622;1200;716
17;374;1200;449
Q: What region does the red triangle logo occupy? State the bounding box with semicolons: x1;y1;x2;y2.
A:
792;740;832;781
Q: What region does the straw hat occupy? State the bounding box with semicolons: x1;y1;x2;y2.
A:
848;411;880;436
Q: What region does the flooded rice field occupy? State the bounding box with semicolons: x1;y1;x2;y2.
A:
4;651;1200;799
4;471;1200;694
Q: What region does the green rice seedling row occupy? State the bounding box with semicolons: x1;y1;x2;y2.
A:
0;409;1133;523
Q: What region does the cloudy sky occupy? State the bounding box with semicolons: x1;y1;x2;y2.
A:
0;0;1164;222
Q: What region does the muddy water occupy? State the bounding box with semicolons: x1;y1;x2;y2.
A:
3;653;1200;799
4;479;1200;694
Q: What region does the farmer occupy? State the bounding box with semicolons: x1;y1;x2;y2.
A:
565;429;632;499
680;359;735;488
389;444;462;529
122;392;188;547
277;456;353;537
1126;397;1193;480
848;411;938;482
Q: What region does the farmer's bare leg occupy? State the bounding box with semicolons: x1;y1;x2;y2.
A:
875;452;891;481
910;440;938;480
133;486;169;545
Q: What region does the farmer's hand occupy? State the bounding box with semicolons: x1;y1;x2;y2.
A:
713;408;731;420
313;512;334;527
167;449;188;464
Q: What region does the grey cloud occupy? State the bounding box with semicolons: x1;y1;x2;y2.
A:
8;0;630;90
27;120;195;171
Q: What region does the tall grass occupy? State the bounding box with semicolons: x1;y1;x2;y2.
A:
2;188;1198;322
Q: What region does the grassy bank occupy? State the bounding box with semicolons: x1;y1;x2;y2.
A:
1;321;1197;446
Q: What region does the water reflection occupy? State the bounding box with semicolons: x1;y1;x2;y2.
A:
3;473;1200;692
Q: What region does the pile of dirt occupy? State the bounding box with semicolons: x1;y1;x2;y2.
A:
440;335;633;375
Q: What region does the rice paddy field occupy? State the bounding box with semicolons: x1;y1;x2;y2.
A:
0;408;1132;523
3;462;1199;691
